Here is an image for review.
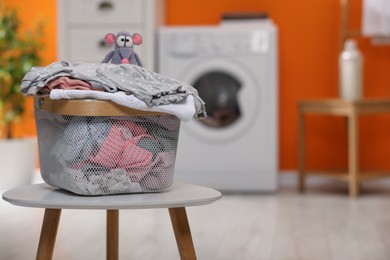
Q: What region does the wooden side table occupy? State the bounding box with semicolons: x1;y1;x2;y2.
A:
297;99;390;197
2;182;221;260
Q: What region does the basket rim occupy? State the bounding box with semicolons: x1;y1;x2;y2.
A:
35;96;168;116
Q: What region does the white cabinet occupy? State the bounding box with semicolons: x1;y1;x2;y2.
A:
57;0;164;70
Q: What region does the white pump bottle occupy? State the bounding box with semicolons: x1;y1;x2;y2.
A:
339;39;363;100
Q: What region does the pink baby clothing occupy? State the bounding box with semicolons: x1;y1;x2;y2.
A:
89;121;155;180
89;124;127;169
41;76;104;93
118;135;154;169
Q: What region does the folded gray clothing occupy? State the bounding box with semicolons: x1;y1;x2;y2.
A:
96;64;193;105
21;61;206;118
21;61;114;93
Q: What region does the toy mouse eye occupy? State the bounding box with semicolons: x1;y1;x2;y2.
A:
125;36;133;47
116;36;126;47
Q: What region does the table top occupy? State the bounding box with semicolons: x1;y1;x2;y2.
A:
298;99;390;114
299;98;390;105
2;182;221;210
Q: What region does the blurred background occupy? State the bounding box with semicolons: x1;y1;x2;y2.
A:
2;0;390;259
3;0;390;176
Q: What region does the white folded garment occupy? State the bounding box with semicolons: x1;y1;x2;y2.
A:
49;89;196;121
362;0;390;37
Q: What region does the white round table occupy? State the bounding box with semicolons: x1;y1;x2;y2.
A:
2;182;221;260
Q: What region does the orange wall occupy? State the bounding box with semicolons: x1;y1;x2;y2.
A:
4;0;390;171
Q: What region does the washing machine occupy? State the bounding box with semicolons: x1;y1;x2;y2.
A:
158;19;278;191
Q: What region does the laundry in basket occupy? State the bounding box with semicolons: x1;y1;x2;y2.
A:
21;60;206;196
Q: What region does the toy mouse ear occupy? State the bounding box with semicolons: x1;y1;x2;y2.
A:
105;33;116;45
132;33;143;45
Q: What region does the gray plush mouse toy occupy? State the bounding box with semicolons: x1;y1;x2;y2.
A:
101;31;143;66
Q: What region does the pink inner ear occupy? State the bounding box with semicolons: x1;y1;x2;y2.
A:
133;34;143;45
105;33;115;44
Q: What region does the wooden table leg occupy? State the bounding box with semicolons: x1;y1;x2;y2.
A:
36;208;61;260
348;109;359;197
298;107;306;192
169;207;197;260
107;209;119;260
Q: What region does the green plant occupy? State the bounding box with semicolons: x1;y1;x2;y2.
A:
0;2;43;139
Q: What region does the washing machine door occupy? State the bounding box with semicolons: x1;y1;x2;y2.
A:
179;57;261;144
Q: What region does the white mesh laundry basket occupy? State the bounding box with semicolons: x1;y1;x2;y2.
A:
34;97;180;196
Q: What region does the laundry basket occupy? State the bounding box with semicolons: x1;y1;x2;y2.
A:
34;97;180;196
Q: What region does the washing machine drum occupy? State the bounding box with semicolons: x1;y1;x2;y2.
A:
179;59;260;144
194;72;241;128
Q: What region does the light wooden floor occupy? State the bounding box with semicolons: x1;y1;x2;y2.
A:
1;173;390;260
